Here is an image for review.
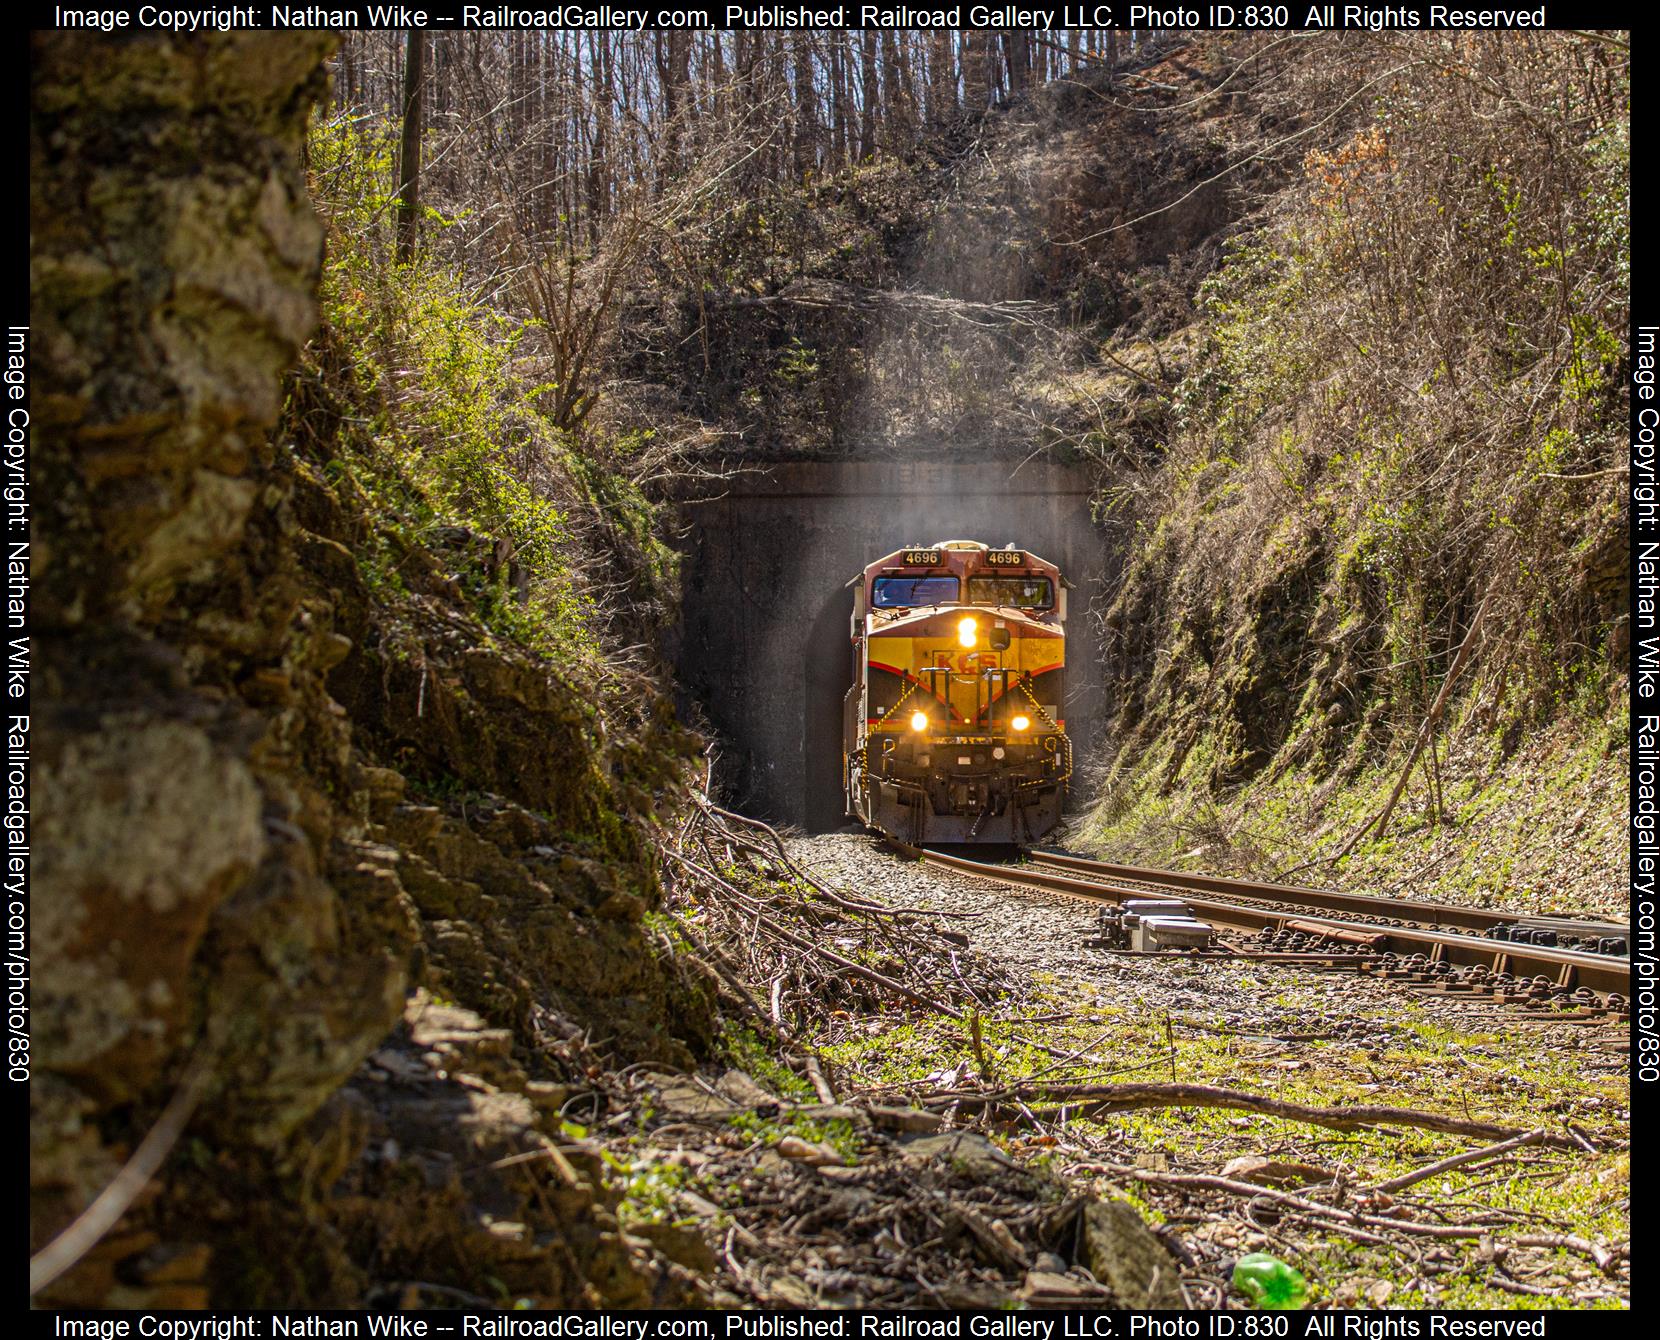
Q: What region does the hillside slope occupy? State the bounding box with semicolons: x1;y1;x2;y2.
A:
606;39;1285;461
1073;33;1630;913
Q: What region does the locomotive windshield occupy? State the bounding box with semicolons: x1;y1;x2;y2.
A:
873;574;960;607
968;575;1053;609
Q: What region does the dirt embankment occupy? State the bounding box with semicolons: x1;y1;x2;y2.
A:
32;32;713;1306
1075;36;1629;914
614;41;1249;464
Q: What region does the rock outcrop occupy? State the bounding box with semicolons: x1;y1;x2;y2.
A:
32;32;710;1306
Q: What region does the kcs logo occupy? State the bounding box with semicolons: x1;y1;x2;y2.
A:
934;651;1001;674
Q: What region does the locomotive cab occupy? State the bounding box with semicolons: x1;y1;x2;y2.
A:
843;541;1071;844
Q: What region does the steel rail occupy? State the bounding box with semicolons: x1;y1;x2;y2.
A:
900;844;1630;1000
1026;850;1629;938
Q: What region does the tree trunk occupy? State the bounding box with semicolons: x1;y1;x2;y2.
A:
929;32;955;124
337;34;359;109
589;33;613;234
792;33;819;180
879;29;895;144
432;31;448;117
709;30;727;129
1004;30;1031;98
960;28;986;109
829;35;849;163
858;30;877;160
395;30;427;264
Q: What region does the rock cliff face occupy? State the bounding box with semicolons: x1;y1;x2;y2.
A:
32;33;710;1306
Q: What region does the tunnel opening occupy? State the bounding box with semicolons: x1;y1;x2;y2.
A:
675;461;1114;833
805;587;855;832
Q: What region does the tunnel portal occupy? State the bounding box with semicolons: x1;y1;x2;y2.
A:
675;461;1112;831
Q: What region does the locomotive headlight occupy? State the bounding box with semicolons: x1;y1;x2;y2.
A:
957;616;977;648
992;747;1006;760
1011;715;1031;732
909;711;930;733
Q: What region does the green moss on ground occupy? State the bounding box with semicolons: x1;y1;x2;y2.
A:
1078;710;1628;916
814;968;1628;1309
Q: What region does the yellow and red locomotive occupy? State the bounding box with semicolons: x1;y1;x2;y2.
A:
843;540;1071;843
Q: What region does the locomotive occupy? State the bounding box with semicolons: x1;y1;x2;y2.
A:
843;540;1071;844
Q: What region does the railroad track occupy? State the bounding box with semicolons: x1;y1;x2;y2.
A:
894;843;1631;1011
1027;850;1629;948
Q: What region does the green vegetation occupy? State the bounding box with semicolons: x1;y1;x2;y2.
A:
725;1109;863;1164
610;1156;704;1229
1085;36;1629;898
811;965;1625;1309
718;1021;815;1102
1084;711;1627;915
823;985;1625;1159
293;115;678;674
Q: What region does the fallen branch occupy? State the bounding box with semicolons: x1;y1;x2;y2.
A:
804;1055;837;1104
1334;593;1491;859
663;792;1012;1038
1373;1128;1549;1194
1107;1163;1625;1268
1513;1233;1627;1274
667;847;965;1020
31;1051;215;1296
926;1081;1580;1148
658;918;778;1033
705;801;978;919
710;278;1054;330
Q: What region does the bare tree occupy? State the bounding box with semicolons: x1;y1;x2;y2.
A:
395;30;427;263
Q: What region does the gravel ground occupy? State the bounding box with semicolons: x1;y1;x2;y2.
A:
787;830;1628;1069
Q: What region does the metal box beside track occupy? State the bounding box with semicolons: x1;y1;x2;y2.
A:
1099;897;1214;952
1130;915;1214;952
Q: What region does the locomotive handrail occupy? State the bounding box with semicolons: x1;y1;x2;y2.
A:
848;541;1069;844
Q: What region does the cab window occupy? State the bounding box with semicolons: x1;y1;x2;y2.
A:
873;575;960;608
967;575;1053;609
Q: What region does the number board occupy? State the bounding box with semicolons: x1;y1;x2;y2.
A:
902;549;943;566
984;550;1026;567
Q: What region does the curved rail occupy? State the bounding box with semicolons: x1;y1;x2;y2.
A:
899;844;1630;1001
1027;850;1630;940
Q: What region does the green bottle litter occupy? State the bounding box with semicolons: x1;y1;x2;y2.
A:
1232;1252;1310;1309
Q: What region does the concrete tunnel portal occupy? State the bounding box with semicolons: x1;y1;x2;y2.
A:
675;461;1114;833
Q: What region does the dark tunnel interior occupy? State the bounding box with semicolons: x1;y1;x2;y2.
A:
675;461;1116;832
